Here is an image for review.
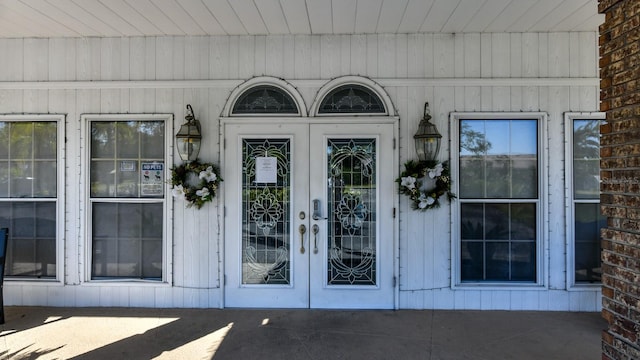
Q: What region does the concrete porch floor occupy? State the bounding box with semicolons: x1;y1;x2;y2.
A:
0;306;604;360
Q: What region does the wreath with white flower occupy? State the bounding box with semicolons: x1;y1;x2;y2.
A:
170;160;222;209
397;160;455;211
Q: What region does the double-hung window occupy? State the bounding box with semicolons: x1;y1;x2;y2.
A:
83;114;172;281
0;115;64;280
565;112;605;286
452;113;545;285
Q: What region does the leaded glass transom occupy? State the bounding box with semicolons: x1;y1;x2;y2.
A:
232;86;298;115
327;138;377;286
318;85;385;114
242;138;291;284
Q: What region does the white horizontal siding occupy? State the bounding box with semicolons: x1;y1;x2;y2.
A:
0;32;601;310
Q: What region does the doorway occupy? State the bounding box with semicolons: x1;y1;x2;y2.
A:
222;119;397;308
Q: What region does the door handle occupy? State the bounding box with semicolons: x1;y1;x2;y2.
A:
298;224;306;254
312;224;319;254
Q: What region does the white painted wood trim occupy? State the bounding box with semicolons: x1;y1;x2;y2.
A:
0;78;600;90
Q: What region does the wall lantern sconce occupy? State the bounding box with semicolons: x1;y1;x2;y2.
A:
176;104;202;162
413;102;441;162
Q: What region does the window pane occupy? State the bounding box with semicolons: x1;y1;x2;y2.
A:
11;123;33;159
232;86;299;114
459;118;539;283
0;123;8;158
0;119;59;280
461;203;483;240
459;157;484;198
116;162;139;197
460;201;537;282
92;202;163;280
575;203;605;283
511;157;537;198
510;203;536;240
90;120;164;199
33;160;57;197
574;159;600;199
485;157;510;198
93;202;117;238
485;204;509;240
486;242;509;280
34;122;57;158
0;162;7;197
0;201;56;278
91;122;116;158
573;120;600;199
140;122;165;158
318;85;385;114
0;122;59;199
511;242;535;281
485;120;510;156
459;119;537;199
91;160;116;197
10;161;33;198
116;122;139;158
461;241;483;281
573;120;600;158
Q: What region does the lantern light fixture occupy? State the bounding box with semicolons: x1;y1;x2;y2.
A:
175;104;202;162
413;102;442;162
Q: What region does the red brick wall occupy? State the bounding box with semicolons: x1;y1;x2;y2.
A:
599;0;640;359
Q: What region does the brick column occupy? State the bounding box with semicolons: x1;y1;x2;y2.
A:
599;0;640;359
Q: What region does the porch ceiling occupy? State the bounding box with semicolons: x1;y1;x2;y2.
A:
0;0;602;39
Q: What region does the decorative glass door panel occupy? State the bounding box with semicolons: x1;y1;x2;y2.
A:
327;138;377;286
242;138;291;285
224;120;396;309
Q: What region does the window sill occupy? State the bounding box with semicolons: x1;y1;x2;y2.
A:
5;278;63;286
568;283;601;291
83;279;170;287
453;283;547;291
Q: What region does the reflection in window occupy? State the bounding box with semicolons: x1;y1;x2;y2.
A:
572;119;604;284
458;118;539;283
0;120;58;278
460;120;537;199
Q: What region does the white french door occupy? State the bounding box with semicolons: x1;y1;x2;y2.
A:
223;119;396;309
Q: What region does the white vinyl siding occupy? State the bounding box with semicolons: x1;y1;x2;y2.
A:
0;33;601;310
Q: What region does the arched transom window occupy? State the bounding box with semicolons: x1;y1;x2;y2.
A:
231;85;299;115
317;84;386;114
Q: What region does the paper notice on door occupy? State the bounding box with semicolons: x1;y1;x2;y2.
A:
255;157;278;183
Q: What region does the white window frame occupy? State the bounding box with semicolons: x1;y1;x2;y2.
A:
450;112;548;289
80;114;173;284
0;114;65;283
564;112;605;289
